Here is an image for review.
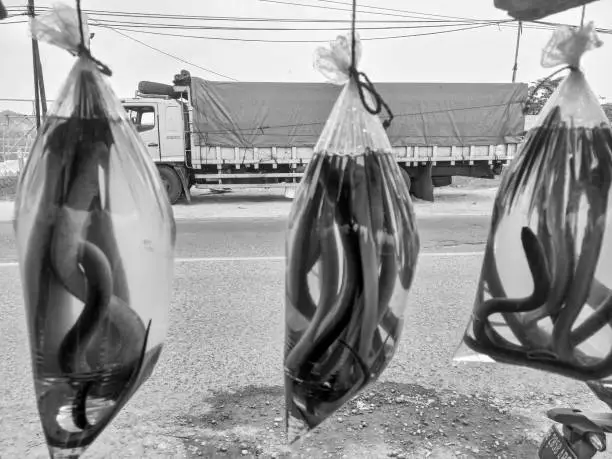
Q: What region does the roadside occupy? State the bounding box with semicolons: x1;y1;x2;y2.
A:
0;176;500;222
171;381;540;459
0;174;16;201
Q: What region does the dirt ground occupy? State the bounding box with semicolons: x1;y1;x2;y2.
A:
172;381;540;459
448;176;502;190
0;172;560;459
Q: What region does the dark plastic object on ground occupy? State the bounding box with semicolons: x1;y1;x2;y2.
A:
0;1;7;20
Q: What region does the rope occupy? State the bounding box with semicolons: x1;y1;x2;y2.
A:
76;0;112;76
348;0;394;130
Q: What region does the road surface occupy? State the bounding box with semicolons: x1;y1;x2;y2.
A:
0;216;609;458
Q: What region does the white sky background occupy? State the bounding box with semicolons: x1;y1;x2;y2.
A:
0;0;611;114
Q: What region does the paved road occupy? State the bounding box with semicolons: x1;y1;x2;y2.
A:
0;216;606;457
0;216;488;264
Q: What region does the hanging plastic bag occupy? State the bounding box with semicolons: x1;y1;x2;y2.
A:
283;33;420;443
494;0;598;21
454;23;612;383
14;4;175;457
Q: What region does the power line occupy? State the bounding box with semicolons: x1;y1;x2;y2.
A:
0;11;553;35
0;7;239;80
0;5;502;24
88;18;489;31
258;0;612;33
4;3;612;31
258;0;527;30
5;5;608;35
317;0;498;22
2;5;519;30
1;5;505;24
93;21;501;43
260;0;464;20
100;26;238;81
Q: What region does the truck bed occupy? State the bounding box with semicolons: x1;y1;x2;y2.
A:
190;143;518;167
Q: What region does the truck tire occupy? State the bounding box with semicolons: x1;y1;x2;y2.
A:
412;165;434;202
432;176;452;187
400;167;412;193
158;166;182;204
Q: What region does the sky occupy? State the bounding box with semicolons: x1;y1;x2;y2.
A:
0;0;611;114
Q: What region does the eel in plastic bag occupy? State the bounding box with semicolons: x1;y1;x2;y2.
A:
13;5;175;457
454;23;612;384
284;33;420;443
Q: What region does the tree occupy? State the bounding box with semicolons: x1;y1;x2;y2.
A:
525;76;564;115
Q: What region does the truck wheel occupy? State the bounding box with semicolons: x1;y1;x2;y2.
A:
432;176;452;187
400;167;412;193
412;165;434;202
158;166;182;204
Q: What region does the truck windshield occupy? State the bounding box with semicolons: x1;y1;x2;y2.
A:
125;106;156;133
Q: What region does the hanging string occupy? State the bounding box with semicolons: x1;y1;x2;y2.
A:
76;0;112;76
348;0;394;130
580;5;586;28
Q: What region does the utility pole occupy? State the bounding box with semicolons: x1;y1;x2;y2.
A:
511;21;522;83
28;0;47;129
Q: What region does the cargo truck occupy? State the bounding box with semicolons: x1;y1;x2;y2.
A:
121;70;527;205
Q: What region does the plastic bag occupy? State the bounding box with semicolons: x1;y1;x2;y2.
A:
454;23;612;384
494;0;598;21
14;5;175;457
283;34;420;443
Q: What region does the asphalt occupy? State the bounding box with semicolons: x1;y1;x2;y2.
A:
0;216;608;457
0;216;488;264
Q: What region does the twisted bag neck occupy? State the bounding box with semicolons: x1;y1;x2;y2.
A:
524;22;603;116
541;21;602;70
30;2;112;76
314;33;393;130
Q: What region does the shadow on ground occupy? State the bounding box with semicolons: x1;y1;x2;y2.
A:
170;381;538;459
181;191;291;207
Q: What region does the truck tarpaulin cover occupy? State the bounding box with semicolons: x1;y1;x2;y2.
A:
189;77;527;148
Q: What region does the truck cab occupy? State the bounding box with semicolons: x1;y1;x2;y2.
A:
122;98;186;164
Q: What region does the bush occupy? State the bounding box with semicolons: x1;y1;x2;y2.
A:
0;175;18;200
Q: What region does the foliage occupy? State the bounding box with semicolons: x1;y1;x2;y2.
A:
525;76;564;115
602;104;612;124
